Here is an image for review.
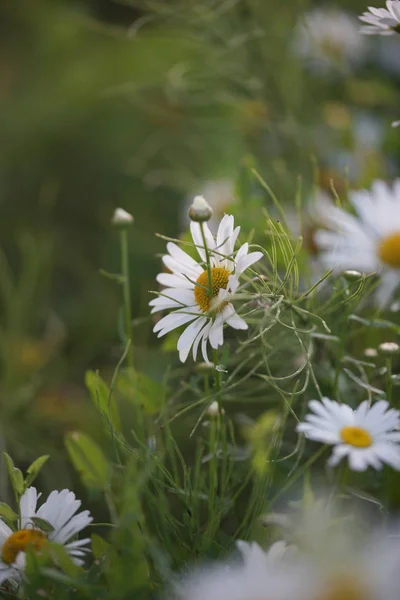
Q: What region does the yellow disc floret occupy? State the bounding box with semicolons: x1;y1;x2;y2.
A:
1;529;47;565
340;426;372;448
319;577;368;600
194;267;231;312
378;232;400;268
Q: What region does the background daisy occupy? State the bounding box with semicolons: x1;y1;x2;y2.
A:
150;212;263;363
315;179;400;305
297;397;400;471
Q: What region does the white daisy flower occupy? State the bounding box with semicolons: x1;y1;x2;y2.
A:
295;9;365;72
173;541;303;600
0;487;92;587
150;213;263;363
314;180;400;305
297;397;400;471
359;1;400;35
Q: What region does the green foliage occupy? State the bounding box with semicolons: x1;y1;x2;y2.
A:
65;432;109;491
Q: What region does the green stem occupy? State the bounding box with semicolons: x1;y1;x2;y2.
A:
269;444;327;505
333;293;351;399
199;222;213;296
120;229;134;371
213;348;222;411
386;357;393;404
120;229;145;440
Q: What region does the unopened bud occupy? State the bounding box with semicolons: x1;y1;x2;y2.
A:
112;208;134;227
391;374;400;386
188;195;213;222
343;270;362;282
364;347;378;358
207;401;225;416
378;342;400;356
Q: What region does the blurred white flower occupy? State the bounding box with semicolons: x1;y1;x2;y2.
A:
315;180;400;305
0;487;92;587
297;397;400;471
299;516;400;600
295;9;365;72
359;1;400;35
173;541;303;600
150;214;262;363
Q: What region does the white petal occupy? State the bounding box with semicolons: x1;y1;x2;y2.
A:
190;222;216;262
223;305;248;330
236;250;263;275
348;449;369;471
19;487;39;529
208;315;224;349
153;309;199;336
177;317;208;363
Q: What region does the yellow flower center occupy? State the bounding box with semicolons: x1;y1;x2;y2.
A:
1;529;47;565
340;426;372;448
319;577;369;600
194;267;231;312
378;232;400;268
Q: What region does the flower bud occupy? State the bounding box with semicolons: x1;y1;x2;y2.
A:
343;270;362;282
378;342;400;356
112;208;134;227
188;195;213;222
364;347;378;358
207;401;225;416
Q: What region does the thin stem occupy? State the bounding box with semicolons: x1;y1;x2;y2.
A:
386;357;393;404
199;222;213;296
120;229;134;371
213;348;222;411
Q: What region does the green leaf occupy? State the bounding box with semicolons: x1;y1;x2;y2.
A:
31;516;55;533
0;502;18;523
65;431;108;490
118;371;164;415
3;453;24;497
91;534;108;559
25;455;50;488
46;542;80;577
85;370;120;433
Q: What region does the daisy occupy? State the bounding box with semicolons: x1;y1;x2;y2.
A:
295;9;365;72
359;1;400;35
283;501;400;600
0;487;92;587
297;397;400;471
173;541;303;600
314;179;400;305
150;210;263;363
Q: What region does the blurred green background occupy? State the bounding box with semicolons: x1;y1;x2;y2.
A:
0;0;399;488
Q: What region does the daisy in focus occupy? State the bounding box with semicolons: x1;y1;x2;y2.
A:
0;486;92;587
359;1;400;35
150;197;263;363
315;179;400;305
297;397;400;471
